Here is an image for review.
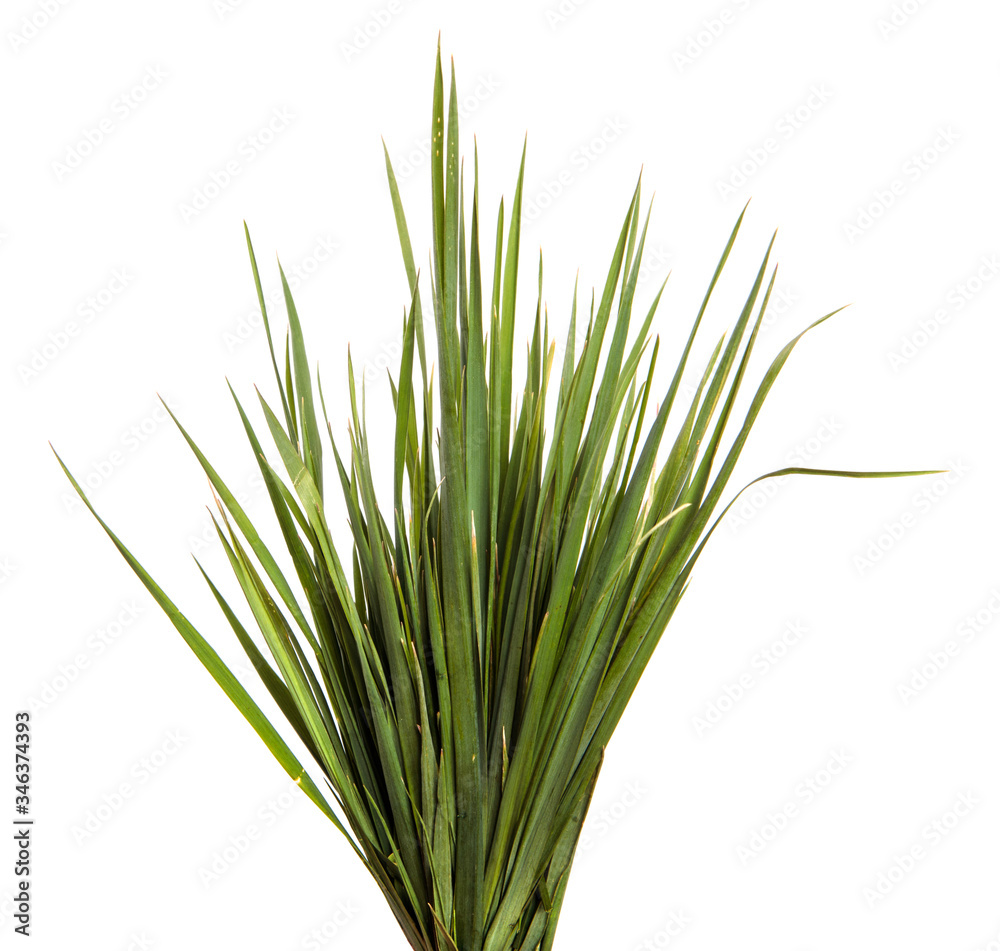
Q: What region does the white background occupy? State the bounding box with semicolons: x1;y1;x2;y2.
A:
3;1;999;949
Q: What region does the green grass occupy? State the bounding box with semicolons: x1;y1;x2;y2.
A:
55;41;939;951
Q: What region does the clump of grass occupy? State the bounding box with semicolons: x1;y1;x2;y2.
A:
56;42;936;951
